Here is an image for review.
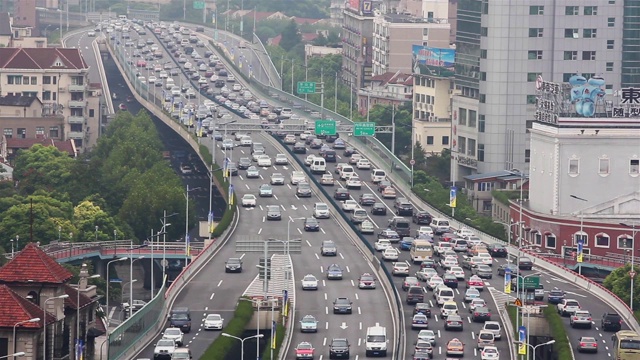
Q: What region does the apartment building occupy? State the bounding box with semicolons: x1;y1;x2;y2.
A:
358;71;412;115
412;74;452;156
451;1;633;183
341;0;378;90
0;47;101;150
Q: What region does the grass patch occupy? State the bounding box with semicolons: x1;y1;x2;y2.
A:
507;305;519;337
200;298;254;360
543;306;571;359
261;322;286;360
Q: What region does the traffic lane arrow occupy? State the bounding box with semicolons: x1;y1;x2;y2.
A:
340;322;348;329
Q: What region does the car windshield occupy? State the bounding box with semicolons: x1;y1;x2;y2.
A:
303;276;315;281
207;314;221;320
367;335;385;342
170;315;187;321
158;339;174;346
317;205;328;210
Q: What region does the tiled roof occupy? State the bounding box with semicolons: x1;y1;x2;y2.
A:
371;72;413;86
0;243;73;284
0;47;88;70
63;285;95;311
6;138;77;157
0;94;41;107
0;13;11;36
0;285;55;329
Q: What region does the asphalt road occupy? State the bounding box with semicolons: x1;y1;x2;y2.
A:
65;31;103;83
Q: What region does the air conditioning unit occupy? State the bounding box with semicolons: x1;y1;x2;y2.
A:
59;88;66;93
428;116;434;121
448;89;454;95
427;104;433;111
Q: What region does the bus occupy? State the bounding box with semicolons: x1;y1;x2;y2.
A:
410;239;433;264
612;330;640;360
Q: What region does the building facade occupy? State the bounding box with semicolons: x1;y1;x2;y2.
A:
452;1;634;182
0;48;101;150
412;75;451;155
358;71;412;115
341;1;377;90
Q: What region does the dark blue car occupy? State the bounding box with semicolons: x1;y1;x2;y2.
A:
400;238;414;251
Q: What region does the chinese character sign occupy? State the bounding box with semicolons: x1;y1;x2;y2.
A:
412;45;455;77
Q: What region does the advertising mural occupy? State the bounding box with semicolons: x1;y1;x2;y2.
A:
348;0;360;11
412;45;455;77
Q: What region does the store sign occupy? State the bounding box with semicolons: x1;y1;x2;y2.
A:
458;156;477;168
534;76;562;124
612;87;640;117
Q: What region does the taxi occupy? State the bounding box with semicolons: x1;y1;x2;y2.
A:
466;275;485;291
445;338;464;356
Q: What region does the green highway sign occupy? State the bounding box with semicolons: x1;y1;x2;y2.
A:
297;81;316;94
513;276;540;289
354;122;375;136
315;120;336;136
193;1;205;9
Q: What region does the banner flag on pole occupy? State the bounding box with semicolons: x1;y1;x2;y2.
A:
186;234;191;256
223;157;230;178
271;320;277;349
518;326;527;355
449;187;457;208
282;290;289;316
577;238;584;263
228;184;235;205
504;268;512;294
208;211;215;233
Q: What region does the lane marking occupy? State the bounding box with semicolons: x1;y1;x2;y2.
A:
217;280;223;287
210;293;215;300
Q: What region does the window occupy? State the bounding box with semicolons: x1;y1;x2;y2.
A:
608;17;615;27
534;232;542;246
52;76;56;85
43;76;51;84
595;233;610;248
564;28;579;38
3;128;12;138
49;126;59;138
17;128;26;139
480;49;487;59
480;72;486;81
31;76;37;85
563;73;573;82
564;51;577;60
583;29;597;38
574;232;587;247
525;149;531;163
89;109;95;117
441;136;449;145
565;6;579;15
35;126;45;135
468;110;477;128
630;159;640;175
42;91;51;101
422;28;429;36
599;157;610;175
605;62;613;72
477;144;485;162
7;75;22;85
527;95;537;104
479;94;486;103
458;136;466;154
607;40;614;49
529;5;544;15
478;182;492;191
582;51;596;60
481;27;488;36
468;138;476;156
481;0;488;14
426;136;434;145
609;0;615;3
529;28;543;37
528;51;542;60
545;234;557;249
478;115;485;132
617;235;632;249
459;108;467;126
584;6;597;15
527;73;541;82
569;158;580;175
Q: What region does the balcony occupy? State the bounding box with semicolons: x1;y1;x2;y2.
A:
68;100;86;108
68;131;85;139
68;84;86;92
68;116;85;124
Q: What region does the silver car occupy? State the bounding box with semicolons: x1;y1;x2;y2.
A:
299;315;318;332
246;166;260;178
270;173;285;185
259;184;273;197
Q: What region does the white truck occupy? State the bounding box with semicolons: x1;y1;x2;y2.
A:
365;323;387;357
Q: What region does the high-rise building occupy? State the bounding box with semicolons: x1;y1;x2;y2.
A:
341;0;379;90
451;1;635;182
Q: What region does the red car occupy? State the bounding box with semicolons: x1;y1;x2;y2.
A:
441;232;457;242
466;275;484;291
295;342;314;359
118;103;127;111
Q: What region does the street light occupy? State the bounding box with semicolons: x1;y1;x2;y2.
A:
239;298;262;360
76;273;100;357
0;353;25;359
621;222;639;311
221;333;264;360
160;211;178;285
106;257;128;329
44;294;69;359
185;185;202;266
514;339;555;359
570;194;588;276
494;220;524;260
128;256;145;318
13;318;39;359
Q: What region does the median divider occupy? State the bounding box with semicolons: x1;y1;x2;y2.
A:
200;298;255;359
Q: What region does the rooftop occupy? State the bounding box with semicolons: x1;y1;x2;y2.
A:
6;138;77;157
0;94;41;107
0;243;74;285
382;13;449;24
0;285;55;329
0;47;88;70
0;12;11;36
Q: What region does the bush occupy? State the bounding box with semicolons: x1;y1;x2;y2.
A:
543;305;572;359
200;298;254;360
261;323;286;360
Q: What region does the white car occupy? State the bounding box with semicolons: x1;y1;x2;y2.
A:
203;314;224;330
456;228;476;238
417;329;436;345
477;253;494;266
464;288;481;302
447;266;465;280
304;154;317;166
441;257;459;270
162;328;184;346
301;274;319;290
227;74;236;82
239;136;252;146
241;194;257;207
341;200;358;212
284;134;296;144
184;62;192;69
275;154;288;165
480;346;499;360
356;159;371;169
300;131;311;140
374;239;391;251
392;262;410;276
427;276;444;290
257;155;272;167
290;171;306;184
232;83;242;91
159;70;168;79
87;31;96;37
148;75;157;83
382;248;399;261
417;226;434;238
469;298;487;313
557;299;581;316
345;175;362;189
154;338;177;357
198;77;208;84
210;75;219;82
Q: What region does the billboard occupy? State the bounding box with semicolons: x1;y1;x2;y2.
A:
412;45;455;77
348;0;360;11
362;0;373;14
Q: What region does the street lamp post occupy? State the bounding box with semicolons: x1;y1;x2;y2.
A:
44;294;70;359
13;318;39;359
494;219;524;261
221;333;264;360
514;339;555;360
621;222;639;311
76;273;100;358
184;185;202;266
128;256;144;318
239;298;262;360
106;257;128;329
570;194;588;276
160;211;178;285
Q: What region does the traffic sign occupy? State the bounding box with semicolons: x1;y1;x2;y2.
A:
297;81;316;94
514;298;523;307
631;271;637;278
517;276;540;289
193;1;205;9
315;120;336;136
410;159;416;165
354;122;375;136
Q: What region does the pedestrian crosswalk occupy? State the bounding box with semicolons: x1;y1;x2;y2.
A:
243;254;294;302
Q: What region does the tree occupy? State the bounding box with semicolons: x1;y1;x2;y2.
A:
603;264;640;310
13;144;75;195
279;20;301;52
413;142;427;167
313;33;328;46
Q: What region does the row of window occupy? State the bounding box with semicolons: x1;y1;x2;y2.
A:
529;5;613;16
533;231;633;250
568;157;639;177
457;136;477;157
522;27;616;39
3;127;53;138
7;75;38;85
419;135;449;147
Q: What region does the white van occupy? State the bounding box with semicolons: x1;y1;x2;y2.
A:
430;218;450;235
180;39;189;46
339;165;355;180
280;108;292;118
371;169;386;183
311;157;326;174
365;323;387;357
164;78;175;90
435;286;455;306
